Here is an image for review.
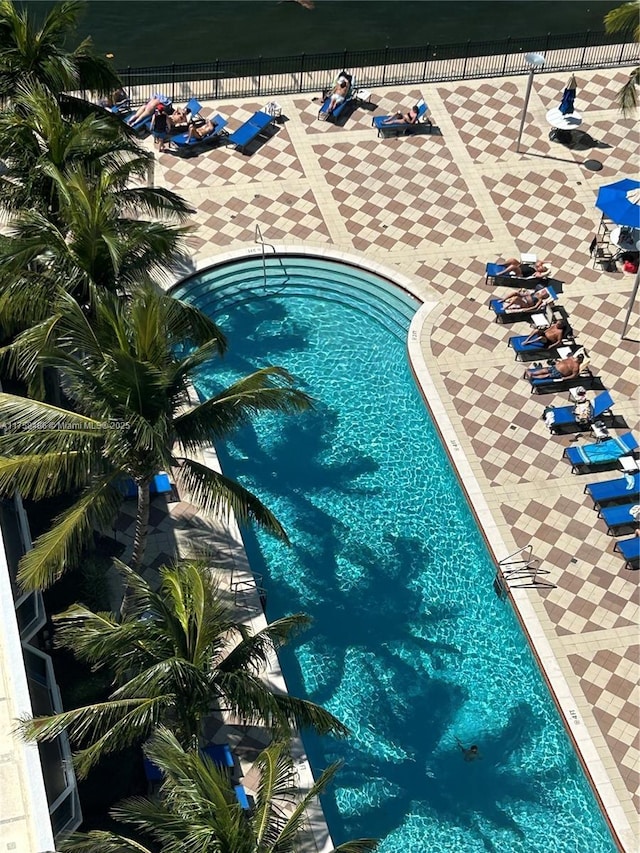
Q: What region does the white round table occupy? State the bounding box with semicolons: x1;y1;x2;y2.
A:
610;226;640;252
545;108;583;144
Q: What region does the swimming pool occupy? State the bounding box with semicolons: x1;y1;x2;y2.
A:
171;255;616;853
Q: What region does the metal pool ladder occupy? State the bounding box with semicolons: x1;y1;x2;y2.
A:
254;223;290;291
495;545;556;592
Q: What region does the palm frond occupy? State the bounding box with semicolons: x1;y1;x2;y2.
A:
17;476;123;590
19;695;168;778
604;1;640;40
174;457;290;542
60;830;153;853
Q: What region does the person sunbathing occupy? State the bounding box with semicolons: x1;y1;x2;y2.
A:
168;106;190;130
127;93;171;126
501;258;549;278
327;77;350;114
525;352;585;382
382;104;419;125
521;319;568;349
501;287;551;313
187;118;217;141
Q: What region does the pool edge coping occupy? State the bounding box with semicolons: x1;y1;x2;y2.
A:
167;244;635;853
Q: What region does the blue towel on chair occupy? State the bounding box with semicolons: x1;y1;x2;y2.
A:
573;437;628;464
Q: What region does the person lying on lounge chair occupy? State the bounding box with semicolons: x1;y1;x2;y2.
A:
500;258;549;278
99;87;128;109
524;352;585;381
327;76;350;114
187;118;217;141
382;104;419;125
168;106;190;130
521;319;568;349
127;93;172;126
500;287;551;313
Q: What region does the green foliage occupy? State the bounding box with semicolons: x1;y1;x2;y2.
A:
0;0;121;99
21;560;348;778
604;1;639;115
60;728;378;853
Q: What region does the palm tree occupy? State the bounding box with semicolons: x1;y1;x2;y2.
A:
0;79;155;224
604;1;640;115
60;728;376;853
0;161;192;334
0;287;312;589
0;0;121;100
22;562;348;778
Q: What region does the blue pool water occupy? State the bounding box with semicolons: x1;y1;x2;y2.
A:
172;256;615;853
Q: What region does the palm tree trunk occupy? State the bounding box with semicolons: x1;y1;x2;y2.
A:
130;479;151;570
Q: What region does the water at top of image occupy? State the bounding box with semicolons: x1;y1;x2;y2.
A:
28;0;624;67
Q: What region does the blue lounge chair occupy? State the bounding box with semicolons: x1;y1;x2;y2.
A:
120;472;173;499
172;116;228;153
318;70;354;122
372;98;431;137
490;285;557;323
228;110;274;153
563;432;639;474
598;502;640;534
508;333;576;362
547;390;615;434
234;784;251;810
584;473;640;508
614;536;640;570
201;743;234;769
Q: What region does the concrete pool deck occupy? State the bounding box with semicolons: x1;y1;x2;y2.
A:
138;65;638;849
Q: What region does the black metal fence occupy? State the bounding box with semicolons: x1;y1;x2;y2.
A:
115;30;639;105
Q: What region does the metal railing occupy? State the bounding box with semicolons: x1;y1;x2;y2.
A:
114;31;639;106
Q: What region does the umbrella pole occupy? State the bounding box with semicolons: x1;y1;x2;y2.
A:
516;66;537;153
621;270;639;340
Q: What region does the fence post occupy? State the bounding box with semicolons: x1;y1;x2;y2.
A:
617;41;625;64
215;59;219;100
463;40;470;78
257;55;262;97
171;63;175;103
343;48;348;71
299;53;305;92
502;37;511;75
545;32;550;53
126;66;131;102
382;45;388;86
421;43;430;82
580;30;590;67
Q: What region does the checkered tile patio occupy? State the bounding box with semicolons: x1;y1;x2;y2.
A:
135;66;639;848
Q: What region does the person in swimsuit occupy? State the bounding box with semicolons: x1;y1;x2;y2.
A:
455;738;481;761
150;104;169;152
501;258;549;278
187;117;217;141
327;77;350;114
501;287;551;313
382;104;419;125
127;93;171;126
525;353;585;381
521;319;568;349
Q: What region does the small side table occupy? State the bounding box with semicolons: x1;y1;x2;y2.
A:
353;89;372;106
620;455;640;473
263;101;282;119
590;422;610;443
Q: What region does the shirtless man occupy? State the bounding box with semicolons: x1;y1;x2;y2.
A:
525;352;585;381
521;319;568;349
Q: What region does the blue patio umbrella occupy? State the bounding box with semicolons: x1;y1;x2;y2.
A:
558;73;577;115
595;178;640;227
